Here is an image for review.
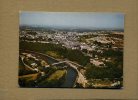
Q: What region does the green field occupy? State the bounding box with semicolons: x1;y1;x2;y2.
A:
38;69;67;87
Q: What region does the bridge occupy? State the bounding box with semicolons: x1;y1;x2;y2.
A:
52;60;87;87
20;50;87;87
51;61;67;66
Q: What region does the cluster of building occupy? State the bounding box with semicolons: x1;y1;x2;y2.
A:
20;52;50;72
20;28;123;67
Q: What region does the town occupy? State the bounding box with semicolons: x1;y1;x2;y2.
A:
19;26;123;88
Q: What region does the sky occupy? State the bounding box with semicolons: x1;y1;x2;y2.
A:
20;12;124;30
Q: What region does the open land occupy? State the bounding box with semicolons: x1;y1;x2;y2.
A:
19;26;123;88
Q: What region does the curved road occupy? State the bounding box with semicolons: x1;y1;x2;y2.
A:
20;50;87;87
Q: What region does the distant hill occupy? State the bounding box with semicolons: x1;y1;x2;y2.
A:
20;25;124;32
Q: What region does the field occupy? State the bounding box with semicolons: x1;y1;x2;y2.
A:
19;12;124;88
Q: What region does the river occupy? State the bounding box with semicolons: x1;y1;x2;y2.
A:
20;50;78;88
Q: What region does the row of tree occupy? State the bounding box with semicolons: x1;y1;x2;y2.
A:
20;41;90;66
85;62;123;79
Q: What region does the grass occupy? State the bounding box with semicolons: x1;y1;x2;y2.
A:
47;70;66;81
46;51;63;59
19;58;37;76
19;73;39;82
92;79;112;85
37;69;67;87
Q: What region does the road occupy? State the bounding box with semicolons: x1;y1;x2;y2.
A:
20;49;87;87
52;60;88;87
65;61;87;87
20;55;39;72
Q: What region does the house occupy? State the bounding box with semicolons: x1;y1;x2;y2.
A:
34;68;39;72
31;63;37;67
41;72;45;76
90;59;105;67
111;81;121;87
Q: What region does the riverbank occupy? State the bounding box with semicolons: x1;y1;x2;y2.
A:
19;50;79;88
